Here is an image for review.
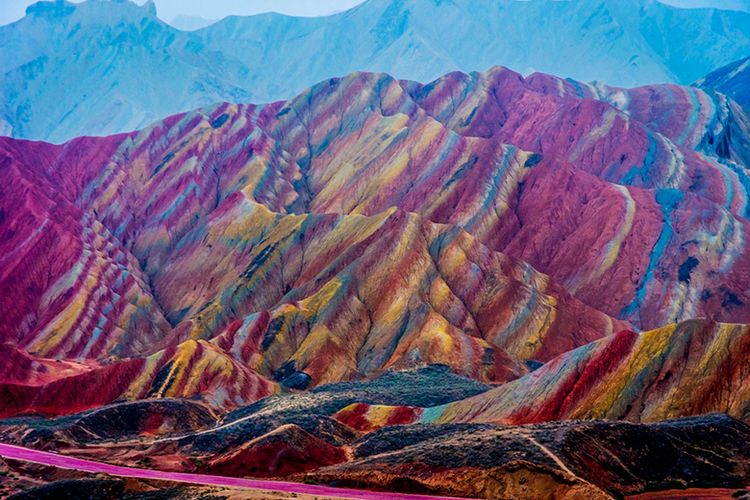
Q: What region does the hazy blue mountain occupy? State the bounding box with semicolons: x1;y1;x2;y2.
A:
661;0;750;11
696;56;750;109
170;14;217;31
0;0;253;142
2;0;750;142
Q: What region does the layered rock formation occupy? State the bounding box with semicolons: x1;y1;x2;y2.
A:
3;66;750;418
0;340;277;418
334;319;750;430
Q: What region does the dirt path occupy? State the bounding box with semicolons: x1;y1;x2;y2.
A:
0;442;470;500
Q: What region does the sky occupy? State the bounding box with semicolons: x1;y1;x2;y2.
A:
0;0;367;26
1;0;748;27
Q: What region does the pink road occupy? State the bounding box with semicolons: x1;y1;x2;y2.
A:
0;442;471;500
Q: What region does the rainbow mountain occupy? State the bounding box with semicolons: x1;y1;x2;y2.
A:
3;64;750;408
2;65;750;498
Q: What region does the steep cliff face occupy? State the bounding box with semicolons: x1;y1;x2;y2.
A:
697;56;750;110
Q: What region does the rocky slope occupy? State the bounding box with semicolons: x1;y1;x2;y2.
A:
334;320;750;430
309;415;750;499
3;0;750;142
3;398;749;499
0;341;277;418
697;56;750;110
0;156;625;415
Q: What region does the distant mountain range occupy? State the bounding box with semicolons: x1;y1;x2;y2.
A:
662;0;750;10
1;0;750;143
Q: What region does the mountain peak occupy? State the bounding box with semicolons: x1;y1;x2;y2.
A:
25;0;157;23
25;1;76;19
144;0;156;17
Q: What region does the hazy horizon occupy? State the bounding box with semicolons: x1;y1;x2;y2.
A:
2;0;749;27
0;0;366;26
